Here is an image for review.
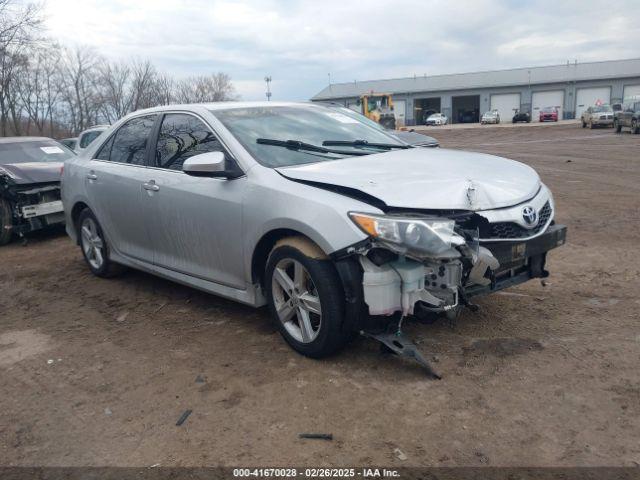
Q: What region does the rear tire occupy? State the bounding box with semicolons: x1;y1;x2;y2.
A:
77;208;125;278
614;120;622;133
581;120;586;128
0;198;13;246
632;119;639;134
265;242;348;358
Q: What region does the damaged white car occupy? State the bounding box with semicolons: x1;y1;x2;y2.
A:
62;102;566;374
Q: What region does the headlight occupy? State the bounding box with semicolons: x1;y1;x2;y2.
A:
349;212;465;256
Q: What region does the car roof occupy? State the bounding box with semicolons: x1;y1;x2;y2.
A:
0;136;55;144
80;125;109;133
133;101;317;115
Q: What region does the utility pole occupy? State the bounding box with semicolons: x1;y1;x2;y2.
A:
264;76;272;101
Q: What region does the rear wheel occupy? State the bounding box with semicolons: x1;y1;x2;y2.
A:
614;119;622;133
581;119;586;128
265;242;348;358
632;119;639;134
0;198;13;246
77;209;125;277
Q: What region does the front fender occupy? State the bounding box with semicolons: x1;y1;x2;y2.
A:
241;168;379;283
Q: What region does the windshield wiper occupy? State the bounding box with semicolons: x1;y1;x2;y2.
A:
257;138;370;156
322;139;411;150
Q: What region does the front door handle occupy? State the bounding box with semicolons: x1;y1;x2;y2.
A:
143;181;160;192
86;173;97;180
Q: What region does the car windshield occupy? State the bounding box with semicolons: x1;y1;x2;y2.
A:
333;106;387;132
542;107;556;113
212;105;403;168
0;139;75;164
593;105;612;113
79;130;104;148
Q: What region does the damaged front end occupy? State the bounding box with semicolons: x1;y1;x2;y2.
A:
347;211;500;318
0;172;64;242
332;208;566;376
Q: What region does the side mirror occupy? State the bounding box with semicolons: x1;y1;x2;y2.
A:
183;151;242;178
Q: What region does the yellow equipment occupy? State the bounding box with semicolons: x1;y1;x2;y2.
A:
358;93;396;130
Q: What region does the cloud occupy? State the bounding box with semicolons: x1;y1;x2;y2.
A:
41;0;640;100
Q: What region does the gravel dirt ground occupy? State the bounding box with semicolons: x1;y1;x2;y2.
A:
1;123;639;468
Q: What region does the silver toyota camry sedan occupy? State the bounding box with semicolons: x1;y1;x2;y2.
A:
62;102;566;361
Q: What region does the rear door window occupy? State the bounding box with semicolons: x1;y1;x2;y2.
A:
95;115;157;165
154;113;224;171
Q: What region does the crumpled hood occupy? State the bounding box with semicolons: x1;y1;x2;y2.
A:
0;162;62;185
276;148;540;211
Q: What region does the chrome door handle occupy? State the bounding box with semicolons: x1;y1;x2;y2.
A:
143;181;160;192
86;173;97;180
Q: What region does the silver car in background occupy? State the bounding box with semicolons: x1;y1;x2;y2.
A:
481;110;500;124
62;102;566;361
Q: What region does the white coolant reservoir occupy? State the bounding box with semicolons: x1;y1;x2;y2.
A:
360;257;401;316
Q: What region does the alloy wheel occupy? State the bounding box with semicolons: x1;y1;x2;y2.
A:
81;217;105;270
271;258;322;343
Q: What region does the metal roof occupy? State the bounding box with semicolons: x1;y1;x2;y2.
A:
311;58;640;100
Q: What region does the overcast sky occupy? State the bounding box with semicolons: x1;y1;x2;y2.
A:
42;0;640;101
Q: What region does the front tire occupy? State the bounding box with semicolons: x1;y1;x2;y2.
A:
265;242;348;358
77;209;125;278
0;198;13;246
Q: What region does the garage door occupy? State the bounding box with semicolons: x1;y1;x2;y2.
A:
393;99;406;127
490;93;520;122
532;90;564;122
576;87;610;118
623;84;640;102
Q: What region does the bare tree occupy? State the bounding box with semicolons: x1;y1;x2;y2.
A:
0;0;41;46
0;0;42;135
16;44;63;135
150;73;175;106
176;73;237;103
97;60;132;124
1;11;239;138
59;46;103;133
129;59;157;110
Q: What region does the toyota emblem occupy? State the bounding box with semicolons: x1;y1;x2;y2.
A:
522;206;537;226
